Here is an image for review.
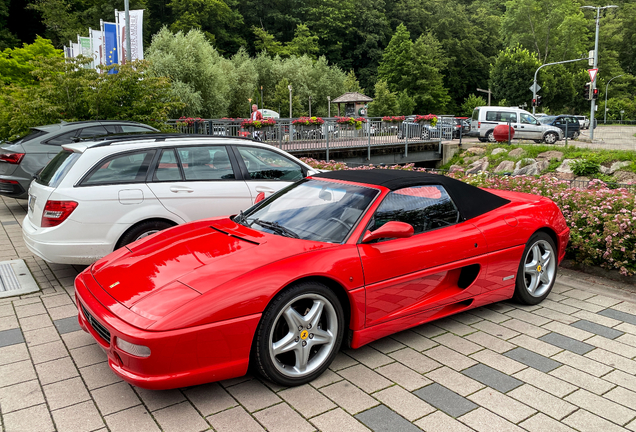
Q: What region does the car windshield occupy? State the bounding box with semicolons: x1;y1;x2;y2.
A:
539;116;556;124
238;179;379;243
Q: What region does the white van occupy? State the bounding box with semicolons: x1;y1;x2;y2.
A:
470;106;563;144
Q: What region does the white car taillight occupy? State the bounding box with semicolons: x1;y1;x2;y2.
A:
116;337;151;357
41;200;78;227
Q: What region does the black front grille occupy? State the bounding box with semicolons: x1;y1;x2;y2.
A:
80;303;111;344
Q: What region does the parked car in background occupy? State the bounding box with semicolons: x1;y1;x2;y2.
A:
23;135;317;265
397;116;448;140
73;168;569;389
574;115;590;129
470;106;563;144
539;115;581;139
0;121;158;199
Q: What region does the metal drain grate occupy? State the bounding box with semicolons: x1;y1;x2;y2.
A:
0;260;39;298
0;262;21;292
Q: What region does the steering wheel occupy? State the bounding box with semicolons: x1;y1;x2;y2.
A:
327;217;350;231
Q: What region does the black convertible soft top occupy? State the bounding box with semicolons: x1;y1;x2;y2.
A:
313;169;510;221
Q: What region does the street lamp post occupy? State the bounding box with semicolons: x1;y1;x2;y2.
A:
604;74;623;124
581;4;618;139
248;98;252;118
260;86;263;111
309;96;312;117
288;85;292;119
327;96;331;117
124;0;131;63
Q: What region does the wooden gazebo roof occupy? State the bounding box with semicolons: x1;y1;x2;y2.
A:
331;92;373;103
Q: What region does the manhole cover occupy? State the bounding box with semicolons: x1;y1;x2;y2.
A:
0;260;39;298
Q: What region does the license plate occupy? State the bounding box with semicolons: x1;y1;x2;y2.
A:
28;194;36;213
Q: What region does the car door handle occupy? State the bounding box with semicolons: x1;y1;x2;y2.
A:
255;186;275;193
169;186;194;193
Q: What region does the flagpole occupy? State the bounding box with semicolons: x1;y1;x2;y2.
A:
100;20;105;70
114;9;121;64
124;0;131;63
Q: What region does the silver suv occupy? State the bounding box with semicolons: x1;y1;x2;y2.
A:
0;120;157;199
470;107;564;144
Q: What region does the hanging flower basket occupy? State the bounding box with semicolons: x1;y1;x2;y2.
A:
414;114;438;127
382;116;405;123
241;118;276;129
177;117;205;126
335;116;367;130
292;116;325;126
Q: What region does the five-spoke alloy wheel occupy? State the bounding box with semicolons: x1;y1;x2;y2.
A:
254;282;344;386
514;232;557;305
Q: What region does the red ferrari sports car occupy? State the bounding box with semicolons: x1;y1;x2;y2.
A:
74;169;569;389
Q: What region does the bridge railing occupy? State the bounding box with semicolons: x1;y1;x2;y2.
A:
165;117;455;158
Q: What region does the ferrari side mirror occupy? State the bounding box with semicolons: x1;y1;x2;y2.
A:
362;221;414;243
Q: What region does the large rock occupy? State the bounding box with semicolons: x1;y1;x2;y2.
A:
512;160;549;176
614;171;636;184
515;158;536;170
508;148;526;157
554;172;575;180
494;160;515;172
609;161;631;175
536;150;564;161
466;157;489;174
463;156;481;164
491;147;508;156
449;165;464;173
556;159;574;174
465;147;486;155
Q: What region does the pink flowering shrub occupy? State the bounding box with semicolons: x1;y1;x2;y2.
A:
301;159;636;275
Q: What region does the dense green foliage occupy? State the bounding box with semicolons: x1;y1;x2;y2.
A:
1;0;635;120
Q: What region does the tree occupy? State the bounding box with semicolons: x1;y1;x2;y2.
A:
377;24;413;94
0;36;62;86
501;0;589;64
270;77;301;117
253;26;287;57
460;94;486;117
343;70;364;94
227;48;258;117
367;80;398;116
286;24;320;59
489;45;541;107
168;0;245;54
145;28;234;118
0;57;181;139
397;90;415;115
409;32;450;113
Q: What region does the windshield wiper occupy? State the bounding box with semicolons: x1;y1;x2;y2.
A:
249;218;299;239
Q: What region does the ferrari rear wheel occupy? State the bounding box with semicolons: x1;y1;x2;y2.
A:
513;232;557;305
254;282;344;386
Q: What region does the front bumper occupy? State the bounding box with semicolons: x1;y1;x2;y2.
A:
75;269;260;390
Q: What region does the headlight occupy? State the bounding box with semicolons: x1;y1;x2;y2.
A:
116;337;151;357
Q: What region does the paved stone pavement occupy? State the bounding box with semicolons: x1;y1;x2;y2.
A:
2;195;636;432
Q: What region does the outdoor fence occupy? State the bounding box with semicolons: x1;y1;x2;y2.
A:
165;117;457;159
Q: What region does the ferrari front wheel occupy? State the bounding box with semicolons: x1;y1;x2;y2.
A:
513;232;557;305
254;282;344;386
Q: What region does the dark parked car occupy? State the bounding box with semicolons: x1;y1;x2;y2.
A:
397;116;448;140
538;115;581;139
0;120;158;199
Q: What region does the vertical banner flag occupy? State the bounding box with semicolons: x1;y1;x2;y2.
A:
91;28;103;68
79;36;92;68
72;42;81;59
103;22;119;74
117;10;144;63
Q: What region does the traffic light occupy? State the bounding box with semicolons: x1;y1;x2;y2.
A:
536;95;542;106
592;88;599;100
584;82;591;100
532;98;537;106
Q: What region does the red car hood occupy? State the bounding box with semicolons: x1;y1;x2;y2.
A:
91;218;332;322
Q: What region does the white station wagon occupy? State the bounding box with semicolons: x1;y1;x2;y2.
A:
23;135;317;264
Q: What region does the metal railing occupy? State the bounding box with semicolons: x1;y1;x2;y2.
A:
165;117;456;158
